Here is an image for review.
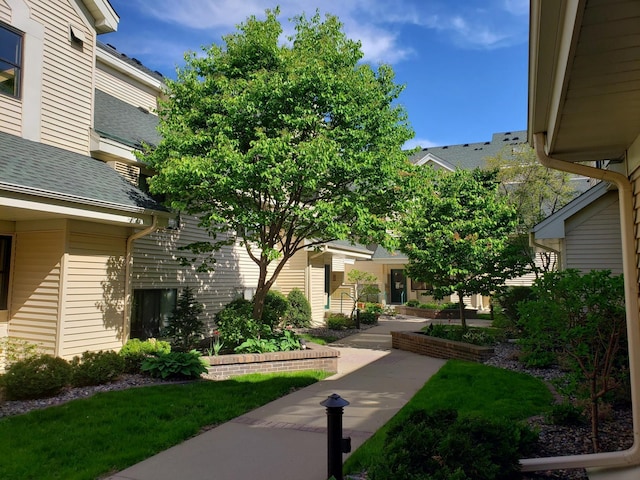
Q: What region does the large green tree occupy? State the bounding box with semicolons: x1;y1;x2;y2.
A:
486;145;579;273
142;10;414;321
399;168;527;330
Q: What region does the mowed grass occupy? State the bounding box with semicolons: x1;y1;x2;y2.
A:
344;360;553;475
0;371;329;480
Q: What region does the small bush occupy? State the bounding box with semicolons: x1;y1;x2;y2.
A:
0;337;42;368
368;409;536;480
418;302;440;309
215;298;260;348
234;329;301;354
164;287;205;352
141;350;207;379
284;288;312;328
119;338;171;373
405;299;420;307
262;291;289;330
71;350;125;387
326;313;354;330
546;402;587;427
495;286;535;327
1;354;72;400
358;311;378;325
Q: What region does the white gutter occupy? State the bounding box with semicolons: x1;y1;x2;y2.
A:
520;133;640;472
123;216;159;340
528;232;562;272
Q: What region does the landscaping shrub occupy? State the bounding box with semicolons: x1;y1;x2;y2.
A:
404;299;420;307
359;311;378;325
495;286;534;328
546;402;587;427
418;302;441;309
141;350;207;379
368;409;536;480
215;298;260;348
423;324;498;346
71;350;125;387
0;337;41;368
234;329;301;354
326;313;354;330
163;287;205;352
262;290;289;330
1;354;72;400
284;288;312;328
119;338;171;373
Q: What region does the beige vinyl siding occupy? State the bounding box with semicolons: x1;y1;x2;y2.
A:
273;249;307;295
30;0;94;154
308;254;327;326
0;97;21;136
9;230;64;355
95;66;159;113
132;216;259;327
0;0;11;20
565;191;622;275
62;229;128;358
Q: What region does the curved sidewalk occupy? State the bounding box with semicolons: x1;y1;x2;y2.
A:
106;317;446;480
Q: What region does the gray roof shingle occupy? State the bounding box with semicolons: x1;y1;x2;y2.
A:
0;131;165;213
409;131;528;170
97;42;165;82
94;89;161;149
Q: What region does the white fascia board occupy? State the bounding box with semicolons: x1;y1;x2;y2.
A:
81;0;119;33
413;153;455;171
96;48;164;92
324;246;373;260
1;196;149;226
371;257;407;265
92;135;138;163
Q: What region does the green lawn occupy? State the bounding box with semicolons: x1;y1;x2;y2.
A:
344;360;553;475
0;371;329;480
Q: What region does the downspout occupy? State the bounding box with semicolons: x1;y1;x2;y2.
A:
528;232;562;273
123;216;159;342
520;133;640;472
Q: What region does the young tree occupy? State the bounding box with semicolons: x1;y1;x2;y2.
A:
399;168;527;330
486;145;580;274
164;287;205;351
142;9;414;322
347;269;380;320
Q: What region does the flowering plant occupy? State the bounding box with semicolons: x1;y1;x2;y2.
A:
210;330;224;356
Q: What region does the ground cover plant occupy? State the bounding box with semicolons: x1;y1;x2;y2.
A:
0;371;329;480
344;360;553;477
422;323;506;346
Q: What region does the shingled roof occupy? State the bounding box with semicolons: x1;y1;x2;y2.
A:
97;41;165;82
0;131;165;213
409;131;527;170
94;89;161;149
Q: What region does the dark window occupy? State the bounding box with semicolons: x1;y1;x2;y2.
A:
131;289;176;340
0;236;11;310
0;22;22;98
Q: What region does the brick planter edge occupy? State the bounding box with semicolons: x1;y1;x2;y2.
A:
391;330;494;362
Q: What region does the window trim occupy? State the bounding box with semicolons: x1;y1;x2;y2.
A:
0;21;23;99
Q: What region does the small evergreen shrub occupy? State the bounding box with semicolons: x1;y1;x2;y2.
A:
262;291;289;330
141;350;207;379
495;286;535;327
119;338;171;373
164;287;205;352
405;300;420;307
359;311;378;325
215;298;260;347
326;313;354;330
1;354;72;400
368;409;536;480
546;402;587;427
71;350;125;387
284;288;312;328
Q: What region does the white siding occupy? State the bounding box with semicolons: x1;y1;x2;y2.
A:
31;0;94;153
308;254;326;326
0;0;11;20
9;230;64;355
273;249;307;295
95;66;159;113
565;191;622;275
132;216;259;328
62;229;128;358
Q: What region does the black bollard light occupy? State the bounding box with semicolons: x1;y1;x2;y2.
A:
320;393;351;480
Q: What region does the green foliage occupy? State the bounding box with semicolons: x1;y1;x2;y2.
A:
141;350;207;379
326;313;354;330
400;168;529;330
0;337;42;367
141;9;415;323
405;299;420;307
364;303;384;315
119;338;171;373
163;287;205;352
214;298;260;348
284;288;312;328
262;290;289;330
423;324;498;346
71;351;125;387
546;402;587;427
368;409;536;480
517;269;627;451
359;311;378;325
347;269;380;317
234;329;301;354
1;354;72;400
495;286;534;327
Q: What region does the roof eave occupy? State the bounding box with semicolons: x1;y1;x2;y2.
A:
81;0;119;34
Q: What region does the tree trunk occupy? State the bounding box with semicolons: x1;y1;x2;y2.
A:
458;293;467;332
590;376;600;453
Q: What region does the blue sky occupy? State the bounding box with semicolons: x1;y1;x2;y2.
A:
102;0;529;149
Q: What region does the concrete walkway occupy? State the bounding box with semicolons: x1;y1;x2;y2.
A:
105;317;446;480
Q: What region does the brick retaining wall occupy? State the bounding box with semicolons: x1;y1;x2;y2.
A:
394;306;479;319
391;331;494;362
204;343;339;380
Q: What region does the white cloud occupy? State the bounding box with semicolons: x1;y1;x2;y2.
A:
404;137;439;150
